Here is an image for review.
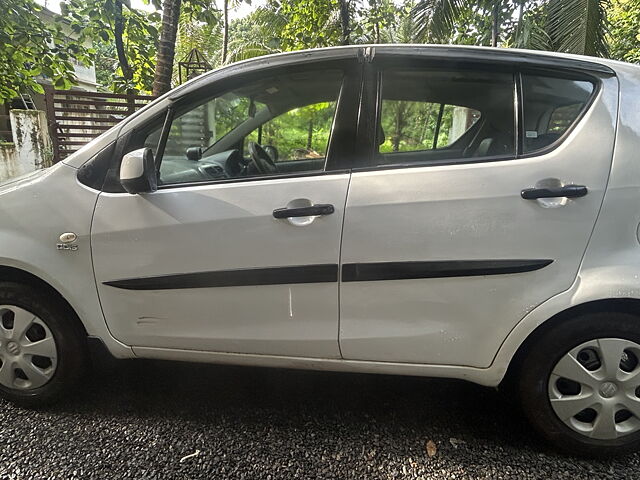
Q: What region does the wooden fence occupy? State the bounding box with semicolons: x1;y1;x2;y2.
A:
44;86;156;162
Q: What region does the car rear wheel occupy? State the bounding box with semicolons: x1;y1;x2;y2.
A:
0;282;88;407
518;311;640;457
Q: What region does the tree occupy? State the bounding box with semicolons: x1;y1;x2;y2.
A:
273;0;343;50
361;0;400;43
225;7;285;62
63;0;159;93
547;0;609;56
0;0;90;103
222;0;230;62
607;0;640;63
412;0;610;56
153;0;183;95
338;0;351;44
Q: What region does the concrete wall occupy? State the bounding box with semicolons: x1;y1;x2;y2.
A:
0;144;19;181
0;110;53;183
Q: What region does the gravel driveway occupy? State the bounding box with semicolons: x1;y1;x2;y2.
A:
0;359;638;479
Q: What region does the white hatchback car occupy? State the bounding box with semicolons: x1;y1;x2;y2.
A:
1;45;639;456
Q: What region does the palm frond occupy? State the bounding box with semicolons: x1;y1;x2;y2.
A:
412;0;465;42
547;0;609;56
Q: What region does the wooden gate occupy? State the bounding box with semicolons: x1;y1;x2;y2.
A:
44;86;156;162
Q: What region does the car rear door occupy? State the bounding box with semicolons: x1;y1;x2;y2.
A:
339;53;618;367
92;58;361;358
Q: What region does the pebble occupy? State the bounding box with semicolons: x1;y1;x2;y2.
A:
0;359;637;479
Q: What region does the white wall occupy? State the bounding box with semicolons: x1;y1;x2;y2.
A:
0;110;53;182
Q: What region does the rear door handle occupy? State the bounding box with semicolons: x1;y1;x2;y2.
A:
521;185;588;200
273;204;335;219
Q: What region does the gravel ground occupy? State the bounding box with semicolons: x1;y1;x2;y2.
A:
0;359;638;479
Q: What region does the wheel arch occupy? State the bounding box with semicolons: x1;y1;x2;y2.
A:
503;298;640;386
0;265;88;337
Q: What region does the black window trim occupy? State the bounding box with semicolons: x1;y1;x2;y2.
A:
82;50;607;192
91;58;362;193
352;58;605;174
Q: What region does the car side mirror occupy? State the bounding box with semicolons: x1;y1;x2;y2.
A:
186;146;203;161
120;147;158;194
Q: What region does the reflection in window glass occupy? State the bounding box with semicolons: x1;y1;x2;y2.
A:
142;69;343;186
521;75;595;153
245;101;337;162
379;102;480;152
376;69;514;165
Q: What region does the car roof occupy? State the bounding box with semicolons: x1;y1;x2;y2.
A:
168;44;631;103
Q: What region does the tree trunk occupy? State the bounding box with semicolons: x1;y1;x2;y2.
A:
222;0;229;63
114;0;133;90
152;0;183;96
491;0;500;47
393;102;406;152
515;0;524;46
307;118;314;149
339;0;350;45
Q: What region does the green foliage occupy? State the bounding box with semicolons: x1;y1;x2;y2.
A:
0;0;91;103
62;0;160;93
226;7;285;62
412;0;610;56
505;3;553;50
607;0;640;63
3;0;637;105
247;102;336;159
379;101;461;152
358;0;409;43
271;0;343;50
547;0;609;56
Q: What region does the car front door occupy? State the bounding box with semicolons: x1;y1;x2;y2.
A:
92;61;359;357
339;56;618;367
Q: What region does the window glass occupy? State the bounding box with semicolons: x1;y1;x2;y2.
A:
245;101;337;164
379;102;481;153
143;69;343;186
376;69;514;166
521;75;595;154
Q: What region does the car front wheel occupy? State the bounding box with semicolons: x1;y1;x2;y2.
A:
0;282;88;407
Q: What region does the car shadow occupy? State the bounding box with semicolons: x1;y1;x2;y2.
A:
6;359;638;478
56;359;533;447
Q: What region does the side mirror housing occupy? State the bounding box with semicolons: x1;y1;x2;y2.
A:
120;148;158;194
186;146;203;161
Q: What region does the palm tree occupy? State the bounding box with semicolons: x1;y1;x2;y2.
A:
412;0;609;56
547;0;609;56
226;7;286;62
153;0;183;96
222;0;230;63
339;0;351;44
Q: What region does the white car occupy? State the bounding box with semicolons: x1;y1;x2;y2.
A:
1;45;639;456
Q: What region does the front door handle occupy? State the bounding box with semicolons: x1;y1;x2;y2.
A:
273;204;335;219
521;185;588;200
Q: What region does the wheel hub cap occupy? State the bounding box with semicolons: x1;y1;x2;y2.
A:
599;381;618;399
548;338;640;440
0;305;57;390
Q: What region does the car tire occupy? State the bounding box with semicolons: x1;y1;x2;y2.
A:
0;281;89;407
518;311;640;457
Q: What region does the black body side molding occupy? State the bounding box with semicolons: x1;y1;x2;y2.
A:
104;264;339;290
341;259;553;282
104;260;553;290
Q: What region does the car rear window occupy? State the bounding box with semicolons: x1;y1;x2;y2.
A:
375;69;515;166
521;75;595;154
